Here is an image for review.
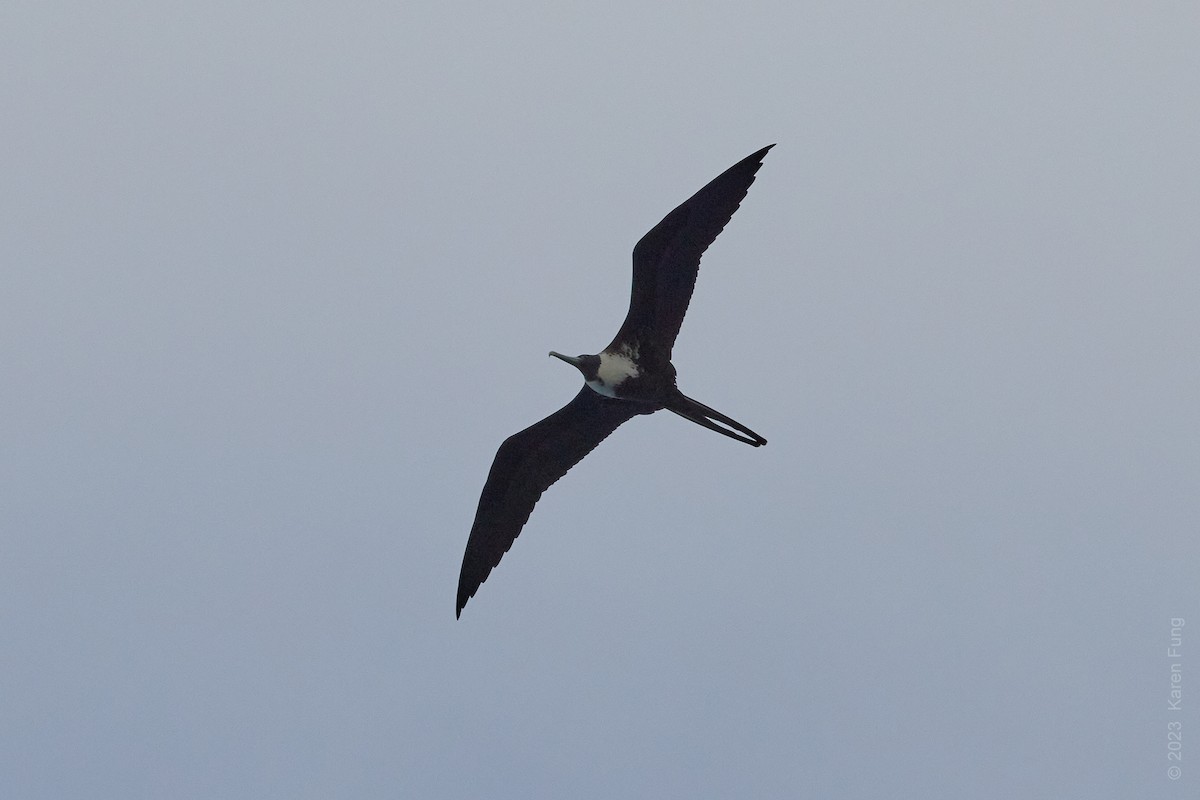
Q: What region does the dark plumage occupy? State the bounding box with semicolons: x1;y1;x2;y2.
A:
457;145;774;617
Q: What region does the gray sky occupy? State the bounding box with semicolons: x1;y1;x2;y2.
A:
3;2;1198;798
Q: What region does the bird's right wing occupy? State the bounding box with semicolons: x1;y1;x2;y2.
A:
456;387;643;617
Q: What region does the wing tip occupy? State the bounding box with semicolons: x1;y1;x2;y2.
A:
751;143;776;162
456;572;481;619
719;143;774;189
456;585;473;619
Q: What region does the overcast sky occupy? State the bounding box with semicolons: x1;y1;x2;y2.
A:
3;2;1198;798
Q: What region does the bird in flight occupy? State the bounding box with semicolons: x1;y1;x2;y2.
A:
457;145;774;617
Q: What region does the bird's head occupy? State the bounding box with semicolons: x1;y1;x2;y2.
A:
549;351;601;381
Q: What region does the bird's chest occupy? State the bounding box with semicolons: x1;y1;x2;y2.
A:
586;351;640;398
585;349;674;401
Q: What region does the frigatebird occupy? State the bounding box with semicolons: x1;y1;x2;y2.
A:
456;144;773;617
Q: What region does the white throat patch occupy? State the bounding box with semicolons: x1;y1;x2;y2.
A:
587;350;639;397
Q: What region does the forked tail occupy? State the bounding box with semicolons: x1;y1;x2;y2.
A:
663;391;767;447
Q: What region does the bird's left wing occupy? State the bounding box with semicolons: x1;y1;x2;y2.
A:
457;387;643;617
608;144;773;358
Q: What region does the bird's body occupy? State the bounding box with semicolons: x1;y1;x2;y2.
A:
457;145;774;617
587;348;641;398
